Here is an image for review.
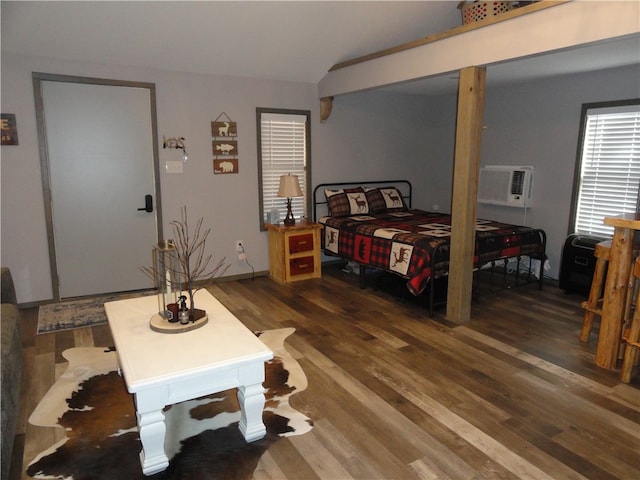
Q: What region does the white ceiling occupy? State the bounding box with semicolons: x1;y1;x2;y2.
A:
2;1;639;96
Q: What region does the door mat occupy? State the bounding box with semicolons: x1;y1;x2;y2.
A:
37;291;154;334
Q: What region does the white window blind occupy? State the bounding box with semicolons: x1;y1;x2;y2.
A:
260;112;307;223
575;105;640;237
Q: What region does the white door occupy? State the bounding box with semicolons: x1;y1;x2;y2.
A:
41;80;158;298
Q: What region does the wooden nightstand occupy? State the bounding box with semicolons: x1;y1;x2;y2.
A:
265;220;322;284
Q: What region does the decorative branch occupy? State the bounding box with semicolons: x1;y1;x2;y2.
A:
141;206;229;318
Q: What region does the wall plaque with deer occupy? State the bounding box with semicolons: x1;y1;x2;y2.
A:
211;113;239;174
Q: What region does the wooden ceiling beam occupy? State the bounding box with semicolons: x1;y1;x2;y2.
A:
319;97;333;122
318;1;639;99
329;1;568;73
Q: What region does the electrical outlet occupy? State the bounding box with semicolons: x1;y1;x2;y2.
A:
235;241;246;260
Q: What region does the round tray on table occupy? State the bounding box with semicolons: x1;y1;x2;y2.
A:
149;309;208;333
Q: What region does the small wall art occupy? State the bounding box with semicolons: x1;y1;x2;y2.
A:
212;139;238;156
213;158;239;174
211;112;238;174
1;114;19;145
211;120;237;138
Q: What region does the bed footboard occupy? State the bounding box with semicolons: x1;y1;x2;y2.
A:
354;228;547;316
424;228;547;315
313;180;547;317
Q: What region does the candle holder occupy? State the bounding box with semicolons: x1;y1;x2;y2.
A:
152;239;180;321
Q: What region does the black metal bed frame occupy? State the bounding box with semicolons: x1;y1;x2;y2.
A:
313;180;547;316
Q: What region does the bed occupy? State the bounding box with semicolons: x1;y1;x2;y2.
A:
313;180;547;314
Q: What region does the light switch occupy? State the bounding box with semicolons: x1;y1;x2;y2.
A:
165;160;183;174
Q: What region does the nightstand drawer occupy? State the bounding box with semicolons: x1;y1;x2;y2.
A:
289;233;314;254
290;256;314;275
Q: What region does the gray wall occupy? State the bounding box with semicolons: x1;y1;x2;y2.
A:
478;64;639;279
2;52;638;303
0;53;428;303
340;64;640;281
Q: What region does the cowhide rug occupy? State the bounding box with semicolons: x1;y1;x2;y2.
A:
27;328;312;479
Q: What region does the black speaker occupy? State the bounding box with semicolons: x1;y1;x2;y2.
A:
559;234;607;296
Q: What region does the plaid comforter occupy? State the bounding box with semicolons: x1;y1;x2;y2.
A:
320;210;546;295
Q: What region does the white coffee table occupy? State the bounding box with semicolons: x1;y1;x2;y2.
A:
104;289;273;476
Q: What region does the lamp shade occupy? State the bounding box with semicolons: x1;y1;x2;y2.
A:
277;174;303;198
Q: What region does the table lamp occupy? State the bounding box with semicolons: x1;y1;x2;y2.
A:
277;174;303;226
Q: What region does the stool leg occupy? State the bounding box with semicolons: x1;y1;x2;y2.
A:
580;310;596;343
619;265;639;359
620;307;640;383
580;256;607;342
621;256;640;383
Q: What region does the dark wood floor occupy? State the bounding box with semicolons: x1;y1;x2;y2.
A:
11;265;640;479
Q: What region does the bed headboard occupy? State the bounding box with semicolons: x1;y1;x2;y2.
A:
312;180;412;221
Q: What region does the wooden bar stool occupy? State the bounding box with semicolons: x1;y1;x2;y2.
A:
580;240;638;345
621;256;640;383
580;241;611;342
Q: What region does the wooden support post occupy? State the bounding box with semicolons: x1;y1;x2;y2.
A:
446;66;486;324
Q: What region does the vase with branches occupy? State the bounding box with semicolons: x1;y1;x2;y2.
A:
142;206;229;322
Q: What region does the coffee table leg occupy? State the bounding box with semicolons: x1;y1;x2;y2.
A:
237;383;267;442
137;408;169;475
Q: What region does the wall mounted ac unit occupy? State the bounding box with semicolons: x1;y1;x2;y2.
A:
478;165;533;208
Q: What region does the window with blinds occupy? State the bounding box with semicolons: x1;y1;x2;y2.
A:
257;109;310;229
572;101;640;237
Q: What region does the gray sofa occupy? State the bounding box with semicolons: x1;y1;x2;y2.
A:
1;268;22;480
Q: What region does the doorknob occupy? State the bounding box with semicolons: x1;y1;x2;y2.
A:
137;194;153;213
